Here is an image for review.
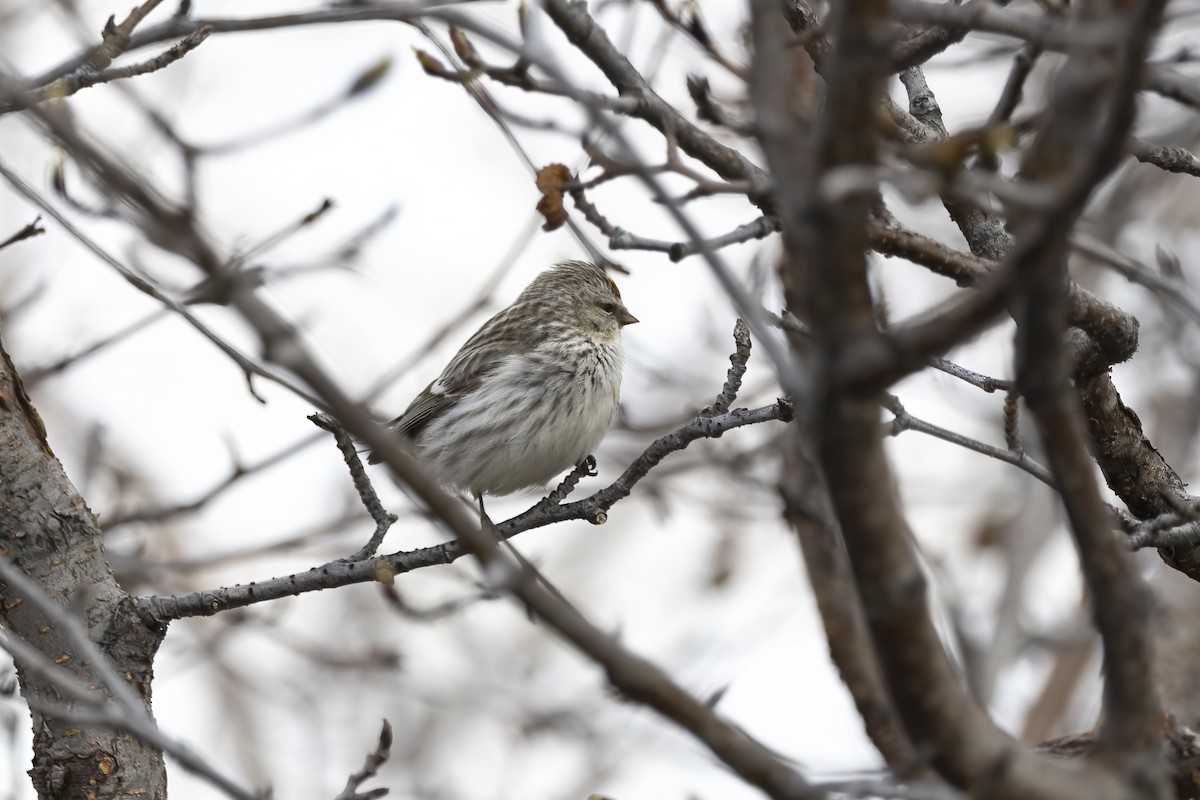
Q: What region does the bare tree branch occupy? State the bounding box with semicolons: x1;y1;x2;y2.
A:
883;394;1054;486
310;413;397;562
137;399;791;622
756;0;1164;795
334;721;391;800
890;0;1120;49
1128;136;1200;178
0;26;212;115
1007;0;1167;778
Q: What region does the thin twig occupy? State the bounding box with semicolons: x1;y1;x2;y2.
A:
0;216;45;251
882;394;1053;486
104;431;323;529
25;308;169;385
1072;232;1200;325
40;27;211;106
570;182;779;260
1128;136;1200;177
310;413;398;561
334;721;392;800
0;157;325;409
930;358;1012;393
710;319;752;415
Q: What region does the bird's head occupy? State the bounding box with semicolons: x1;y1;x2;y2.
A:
527;261;638;340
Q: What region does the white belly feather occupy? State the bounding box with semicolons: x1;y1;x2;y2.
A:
416;341;623;496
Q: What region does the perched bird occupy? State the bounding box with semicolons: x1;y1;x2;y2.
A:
371;261;638;502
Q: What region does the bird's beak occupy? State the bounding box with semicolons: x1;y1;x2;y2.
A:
616;306;639;326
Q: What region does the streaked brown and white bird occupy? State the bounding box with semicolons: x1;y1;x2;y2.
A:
371;260;637;499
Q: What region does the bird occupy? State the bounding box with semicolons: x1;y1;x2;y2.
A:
370;260;637;507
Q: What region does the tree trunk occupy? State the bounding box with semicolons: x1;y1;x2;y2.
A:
0;331;167;798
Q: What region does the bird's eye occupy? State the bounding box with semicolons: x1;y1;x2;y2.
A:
601;302;616;313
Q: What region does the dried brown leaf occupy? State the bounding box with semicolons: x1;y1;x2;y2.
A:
535;163;574;231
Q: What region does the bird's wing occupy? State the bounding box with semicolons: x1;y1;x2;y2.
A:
367;384;458;464
390;308;531;440
389;384;455;440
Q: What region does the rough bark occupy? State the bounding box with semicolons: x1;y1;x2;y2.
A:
0;331;167;798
